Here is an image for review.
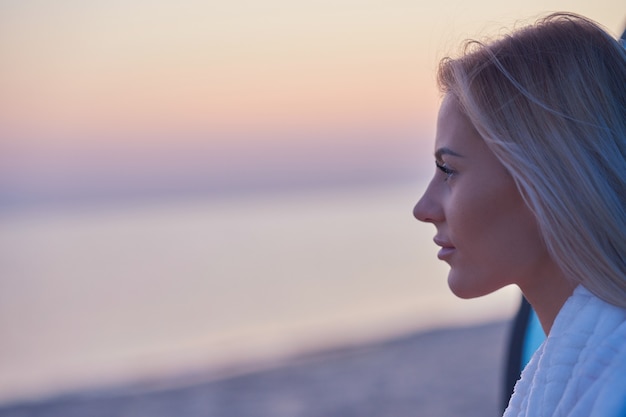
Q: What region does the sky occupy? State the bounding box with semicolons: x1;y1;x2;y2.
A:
0;0;624;207
0;0;623;403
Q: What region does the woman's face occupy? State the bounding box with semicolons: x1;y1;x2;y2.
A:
413;94;553;298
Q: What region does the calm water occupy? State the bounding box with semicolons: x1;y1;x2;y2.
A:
0;182;519;403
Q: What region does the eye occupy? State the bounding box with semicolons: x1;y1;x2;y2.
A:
436;161;456;181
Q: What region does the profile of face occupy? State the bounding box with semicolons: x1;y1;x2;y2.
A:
413;94;554;299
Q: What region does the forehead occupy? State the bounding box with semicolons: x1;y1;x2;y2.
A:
435;95;485;157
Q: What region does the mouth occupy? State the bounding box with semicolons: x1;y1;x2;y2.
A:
433;237;456;260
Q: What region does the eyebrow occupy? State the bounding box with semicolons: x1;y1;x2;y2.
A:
435;147;464;160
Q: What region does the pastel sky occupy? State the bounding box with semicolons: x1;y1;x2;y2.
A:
0;0;623;205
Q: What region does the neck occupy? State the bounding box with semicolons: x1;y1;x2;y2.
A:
520;268;576;335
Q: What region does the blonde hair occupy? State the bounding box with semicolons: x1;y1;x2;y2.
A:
437;13;626;307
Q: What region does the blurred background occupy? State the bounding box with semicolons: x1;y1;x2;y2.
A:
0;0;623;412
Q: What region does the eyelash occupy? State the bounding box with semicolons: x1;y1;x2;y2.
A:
435;161;455;181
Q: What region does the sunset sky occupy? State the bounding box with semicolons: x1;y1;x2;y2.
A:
0;1;624;403
1;0;623;206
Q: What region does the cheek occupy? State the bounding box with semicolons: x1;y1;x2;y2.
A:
447;185;507;249
446;181;546;296
450;175;533;248
495;206;549;278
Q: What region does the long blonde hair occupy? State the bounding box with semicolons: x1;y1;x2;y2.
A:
437;13;626;307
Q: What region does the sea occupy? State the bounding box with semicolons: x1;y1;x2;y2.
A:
0;180;520;404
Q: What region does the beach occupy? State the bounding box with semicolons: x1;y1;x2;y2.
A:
0;183;520;415
0;320;511;417
0;183;520;404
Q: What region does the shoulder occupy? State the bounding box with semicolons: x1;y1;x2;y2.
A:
556;286;626;373
505;286;626;417
596;357;626;413
569;345;626;416
552;287;626;416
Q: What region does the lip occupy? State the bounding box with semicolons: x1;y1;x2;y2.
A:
437;247;456;260
433;237;456;260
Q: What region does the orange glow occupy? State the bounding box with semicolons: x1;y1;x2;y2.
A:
1;2;620;149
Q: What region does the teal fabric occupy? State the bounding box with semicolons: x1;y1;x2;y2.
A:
521;308;545;369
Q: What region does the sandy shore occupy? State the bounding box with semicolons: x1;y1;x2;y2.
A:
0;320;511;417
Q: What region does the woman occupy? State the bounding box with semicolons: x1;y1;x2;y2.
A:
413;13;626;416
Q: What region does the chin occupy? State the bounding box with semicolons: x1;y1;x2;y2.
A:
447;271;500;299
448;284;483;299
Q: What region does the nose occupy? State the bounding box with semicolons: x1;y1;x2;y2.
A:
413;180;443;223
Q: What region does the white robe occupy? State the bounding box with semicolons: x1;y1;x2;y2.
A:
504;285;626;417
